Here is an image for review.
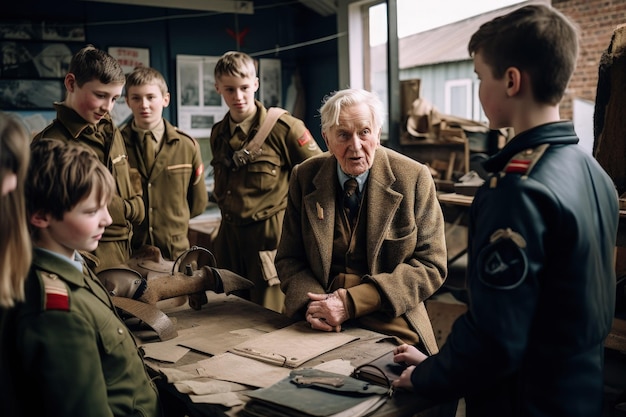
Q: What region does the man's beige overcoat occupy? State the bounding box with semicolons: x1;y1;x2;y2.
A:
276;147;448;354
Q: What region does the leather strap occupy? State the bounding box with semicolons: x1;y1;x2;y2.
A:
242;107;287;157
112;296;178;341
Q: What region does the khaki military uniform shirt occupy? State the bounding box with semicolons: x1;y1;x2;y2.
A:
122;118;208;260
210;100;322;225
209;101;322;305
33;103;145;271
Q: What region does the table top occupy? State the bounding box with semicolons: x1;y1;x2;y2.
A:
437;192;473;207
136;292;439;417
438;192;626;218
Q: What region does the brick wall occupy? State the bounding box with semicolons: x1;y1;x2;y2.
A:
553;0;626;120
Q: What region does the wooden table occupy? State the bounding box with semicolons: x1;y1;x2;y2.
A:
137;293;450;417
437;192;473;208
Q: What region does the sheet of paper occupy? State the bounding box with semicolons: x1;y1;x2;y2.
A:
140;340;190;363
194;352;293;388
174;378;244;395
229;321;359;368
177;327;267;356
313;358;354;376
189;392;243;407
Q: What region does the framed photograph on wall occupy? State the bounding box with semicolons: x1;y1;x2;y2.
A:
175;54;228;138
0;79;64;110
40;22;86;42
0;41;82;79
0;21;85;42
0;21;84;125
108;46;151;126
259;58;281;108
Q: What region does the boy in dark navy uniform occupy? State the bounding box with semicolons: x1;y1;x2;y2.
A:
392;5;619;417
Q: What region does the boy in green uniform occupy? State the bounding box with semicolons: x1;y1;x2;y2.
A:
33;45;144;273
121;66;208;261
210;51;322;310
9;138;161;416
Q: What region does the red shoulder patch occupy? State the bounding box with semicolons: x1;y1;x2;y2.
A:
297;130;313;146
503;144;550;176
505;159;531;174
42;273;70;311
195;164;204;178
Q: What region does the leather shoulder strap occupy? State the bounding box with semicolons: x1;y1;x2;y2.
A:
245;107;288;155
112;296;178;341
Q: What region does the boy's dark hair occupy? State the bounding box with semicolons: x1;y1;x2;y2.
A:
26;139;115;221
468;4;579;105
68;44;125;87
125;66;168;97
214;51;257;81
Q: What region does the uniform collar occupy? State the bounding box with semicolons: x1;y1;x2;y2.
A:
483;121;579;173
53;102;113;139
131;119;165;143
32;247;87;287
229;111;256;137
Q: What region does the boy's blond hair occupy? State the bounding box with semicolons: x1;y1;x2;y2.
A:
468;4;579;105
26;139;115;223
0;112;31;307
214;51;257;81
124;66;169;97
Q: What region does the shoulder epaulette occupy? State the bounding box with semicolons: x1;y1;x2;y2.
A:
40;271;70;311
504;143;550;176
174;126;196;141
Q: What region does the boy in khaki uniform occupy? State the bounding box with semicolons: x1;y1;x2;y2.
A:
121;67;208;260
33;45;144;273
210;51;322;310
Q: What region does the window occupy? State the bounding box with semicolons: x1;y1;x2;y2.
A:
444;79;472;119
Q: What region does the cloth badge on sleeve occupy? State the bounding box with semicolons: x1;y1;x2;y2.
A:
297;130;312;146
42;273;70;311
298;130;317;149
195;164;204;178
193;164;204;185
477;228;528;290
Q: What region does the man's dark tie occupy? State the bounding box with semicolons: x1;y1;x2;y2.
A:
143;131;156;171
343;178;359;226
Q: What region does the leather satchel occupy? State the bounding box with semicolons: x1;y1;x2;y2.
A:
242;368;389;417
352;350;406;387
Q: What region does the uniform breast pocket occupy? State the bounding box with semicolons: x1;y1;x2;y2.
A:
98;313;136;385
111;155;133;197
167;163;193;187
245;154;281;192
